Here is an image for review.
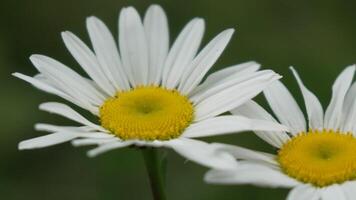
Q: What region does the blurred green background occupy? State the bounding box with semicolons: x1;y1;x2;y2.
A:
1;0;356;199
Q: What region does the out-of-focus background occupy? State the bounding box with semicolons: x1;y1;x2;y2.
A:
1;0;356;199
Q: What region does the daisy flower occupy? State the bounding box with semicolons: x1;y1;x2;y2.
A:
13;5;285;170
205;65;356;199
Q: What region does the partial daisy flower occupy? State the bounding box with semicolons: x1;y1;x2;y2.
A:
205;65;356;198
13;5;285;170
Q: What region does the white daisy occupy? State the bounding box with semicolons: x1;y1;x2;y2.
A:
205;65;356;198
13;5;285;170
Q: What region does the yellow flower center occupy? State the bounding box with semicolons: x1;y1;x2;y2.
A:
278;130;356;187
99;86;194;141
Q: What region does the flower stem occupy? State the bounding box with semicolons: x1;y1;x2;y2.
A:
142;148;167;200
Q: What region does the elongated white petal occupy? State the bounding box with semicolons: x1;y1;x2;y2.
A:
35;123;113;140
35;123;94;133
231;100;290;148
144;5;169;85
13;72;95;111
87;141;134;157
86;16;130;90
210;143;278;166
324;65;355;129
291;67;324;130
287;185;319;200
190;61;260;97
178;29;234;94
194;70;281;121
264;80;306;135
72;138;119;147
162;18;205;89
39;102;106;132
119;7;149;86
30;55;107;105
19;132;77;150
205;163;300;188
183;115;288;138
165;138;238;170
321;185;347;200
342;82;356;132
62;31;115;95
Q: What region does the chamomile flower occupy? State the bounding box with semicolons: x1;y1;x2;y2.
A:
205;65;356;198
13;5;285;169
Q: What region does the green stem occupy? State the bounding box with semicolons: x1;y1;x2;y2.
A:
142;148;167;200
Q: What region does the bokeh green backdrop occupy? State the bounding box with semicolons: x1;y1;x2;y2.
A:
1;0;356;199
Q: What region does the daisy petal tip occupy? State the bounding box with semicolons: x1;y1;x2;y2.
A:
18;141;34;150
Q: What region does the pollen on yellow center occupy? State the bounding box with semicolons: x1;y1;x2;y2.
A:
99;86;194;141
278;130;356;187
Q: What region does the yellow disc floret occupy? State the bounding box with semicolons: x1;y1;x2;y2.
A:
278;130;356;187
99;86;194;141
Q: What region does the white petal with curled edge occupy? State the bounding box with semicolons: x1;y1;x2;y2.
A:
205;163;300;188
210;143;278;166
164;138;238;170
183;115;288;138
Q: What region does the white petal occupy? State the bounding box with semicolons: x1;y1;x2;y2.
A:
35;123;93;132
231;100;290;148
183;115;288;138
342;82;356;132
324;65;355;130
341;181;356;199
12;72;98;113
144;5;169;85
71;138;119;147
161;18;205;89
119;7;149;86
19;132;77;150
39;102;106;132
190;61;260;97
263;80;306;135
205;163;300;188
178;29;234;94
61;31;115;95
194;70;281;121
86;16;130;90
287;185;320;200
87;141;134;157
321;185;347;200
165;138;238;170
210;143;278;166
35;123;114;140
29;55;106;105
291;67;324;130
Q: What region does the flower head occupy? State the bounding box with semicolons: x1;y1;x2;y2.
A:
14;5;284;170
205;65;356;198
